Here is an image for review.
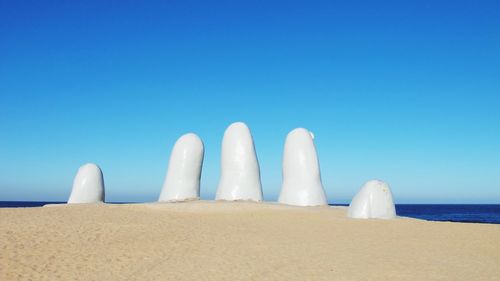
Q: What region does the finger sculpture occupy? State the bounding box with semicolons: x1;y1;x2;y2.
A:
348;180;396;219
215;122;263;201
67;163;105;204
158;133;204;202
278;128;327;206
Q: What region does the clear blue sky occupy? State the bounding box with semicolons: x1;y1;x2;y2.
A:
1;0;499;203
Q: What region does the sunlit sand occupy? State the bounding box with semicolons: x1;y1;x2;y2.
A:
1;201;499;280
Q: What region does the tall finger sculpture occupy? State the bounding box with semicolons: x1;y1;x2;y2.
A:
158;133;204;202
216;122;263;201
278;128;327;206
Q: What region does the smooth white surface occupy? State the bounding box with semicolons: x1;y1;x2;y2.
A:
158;133;204;202
67;163;105;204
348;180;396;219
215;122;263;201
278;128;327;206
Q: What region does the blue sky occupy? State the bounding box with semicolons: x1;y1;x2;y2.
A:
1;0;499;203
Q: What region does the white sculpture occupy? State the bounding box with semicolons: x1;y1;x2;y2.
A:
215;122;263;201
278;128;327;206
348;180;396;219
67;163;105;204
158;133;204;202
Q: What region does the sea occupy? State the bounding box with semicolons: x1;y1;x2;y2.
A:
1;201;499;224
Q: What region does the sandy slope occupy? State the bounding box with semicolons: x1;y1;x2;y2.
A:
1;201;499;281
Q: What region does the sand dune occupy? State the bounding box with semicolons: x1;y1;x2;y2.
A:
1;201;499;280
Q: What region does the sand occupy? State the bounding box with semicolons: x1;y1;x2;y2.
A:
1;201;499;281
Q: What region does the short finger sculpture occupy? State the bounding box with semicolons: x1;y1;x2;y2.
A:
278;128;327;206
158;133;204;202
67;163;105;204
348;179;396;219
215;122;263;201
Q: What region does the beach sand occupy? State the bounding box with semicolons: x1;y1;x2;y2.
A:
1;201;499;280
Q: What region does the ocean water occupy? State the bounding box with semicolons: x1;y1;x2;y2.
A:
1;201;499;224
332;204;500;224
395;204;500;224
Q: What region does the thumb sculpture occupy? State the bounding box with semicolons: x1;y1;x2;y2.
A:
215;122;263;201
67;163;105;204
158;133;204;202
348;180;396;219
278;128;327;206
